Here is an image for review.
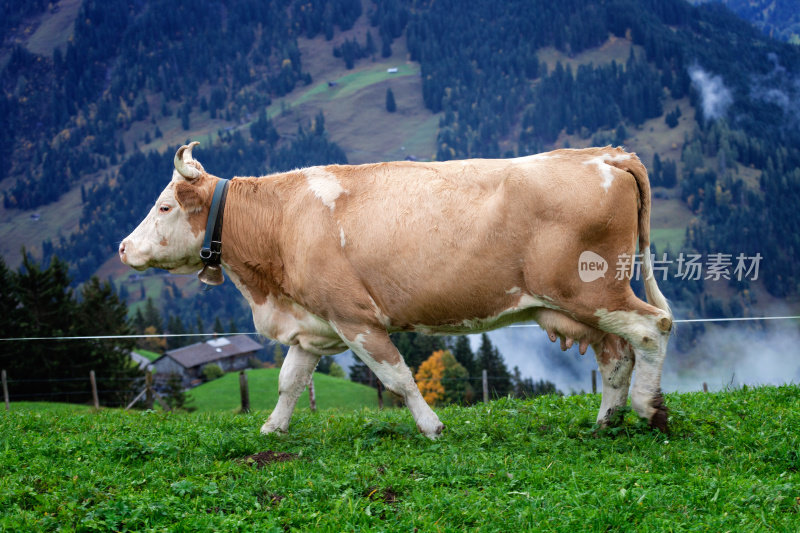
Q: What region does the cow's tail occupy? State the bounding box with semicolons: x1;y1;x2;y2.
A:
610;149;673;332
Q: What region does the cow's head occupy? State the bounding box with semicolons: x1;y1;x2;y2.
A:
119;142;217;275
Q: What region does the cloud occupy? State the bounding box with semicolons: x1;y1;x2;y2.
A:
689;64;734;121
336;317;800;397
484;320;800;394
661;321;800;392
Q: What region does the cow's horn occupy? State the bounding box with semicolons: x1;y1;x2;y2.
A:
174;142;201;180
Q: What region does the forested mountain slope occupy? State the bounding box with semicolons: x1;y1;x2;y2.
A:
690;0;800;43
1;0;799;342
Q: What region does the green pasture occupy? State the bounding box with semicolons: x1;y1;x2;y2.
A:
2;385;798;531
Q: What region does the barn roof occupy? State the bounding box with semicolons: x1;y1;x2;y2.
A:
160;335;263;369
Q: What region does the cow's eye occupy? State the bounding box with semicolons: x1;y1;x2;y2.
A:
159;205;171;213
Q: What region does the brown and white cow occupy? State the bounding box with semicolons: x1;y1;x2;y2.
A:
120;143;672;438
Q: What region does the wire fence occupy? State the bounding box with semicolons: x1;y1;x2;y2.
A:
1;314;799;344
1;314;798;412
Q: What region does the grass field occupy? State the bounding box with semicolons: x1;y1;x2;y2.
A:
2;385;798;531
187;368;380;413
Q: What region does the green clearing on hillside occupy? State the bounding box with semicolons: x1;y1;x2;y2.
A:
2;386;798;531
651;228;686;252
187;368;380;412
132;349;161;362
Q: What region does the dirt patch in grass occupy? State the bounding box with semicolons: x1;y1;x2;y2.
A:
364;486;399;504
241;450;298;468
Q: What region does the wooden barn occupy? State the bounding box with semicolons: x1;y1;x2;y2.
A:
152;336;263;387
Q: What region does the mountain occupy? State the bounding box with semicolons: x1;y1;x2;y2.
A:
1;0;799;350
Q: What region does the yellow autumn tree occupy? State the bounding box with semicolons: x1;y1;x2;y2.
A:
139;325;166;353
415;350;469;406
415;350;446;405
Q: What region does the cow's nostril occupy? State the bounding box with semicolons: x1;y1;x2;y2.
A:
119;242;126;255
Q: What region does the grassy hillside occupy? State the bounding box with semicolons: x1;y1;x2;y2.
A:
187;368;380;412
2;386;799;531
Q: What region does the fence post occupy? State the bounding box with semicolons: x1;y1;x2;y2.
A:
308;375;316;412
376;381;383;410
145;370;154;410
591;370;597;394
89;370;99;409
2;370;9;411
239;371;250;413
482;369;489;403
703;382;708;393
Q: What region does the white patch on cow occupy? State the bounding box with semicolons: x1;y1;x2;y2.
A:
594;307;670;420
225;268;344;355
336;327;443;438
261;344;320;435
352;332;370;355
594;308;658;343
511;153;556;164
120;182;203;273
505;286;522;295
305;167;345;211
583;153;631;191
339;226;346;248
368;295;391;328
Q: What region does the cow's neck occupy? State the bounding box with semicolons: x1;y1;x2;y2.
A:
219;177;285;306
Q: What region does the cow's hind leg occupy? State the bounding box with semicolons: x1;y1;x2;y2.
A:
334;323;444;439
261;345;320;435
596;303;671;432
592;334;634;426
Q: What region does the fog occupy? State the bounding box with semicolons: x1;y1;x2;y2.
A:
479;319;800;394
332;319;800;395
688;64;733;120
750;53;800;127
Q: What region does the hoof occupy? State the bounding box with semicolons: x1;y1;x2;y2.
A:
597;407;625;428
648;392;669;433
260;421;288;436
418;420;445;440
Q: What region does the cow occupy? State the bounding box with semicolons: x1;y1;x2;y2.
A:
119;142;673;439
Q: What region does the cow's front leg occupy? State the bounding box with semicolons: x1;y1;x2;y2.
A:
261;345;320;435
592;334;634;426
334;323;444;439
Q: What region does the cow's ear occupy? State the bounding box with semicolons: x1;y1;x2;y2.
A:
174;181;205;213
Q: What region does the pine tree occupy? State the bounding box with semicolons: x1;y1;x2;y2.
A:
166;315;188;349
316;356;333;374
3;252;141;405
385;87;397;113
452;336;477;378
349;357;372;384
365;31;376;56
476;333;512;398
163;372;194;411
142;298;161;331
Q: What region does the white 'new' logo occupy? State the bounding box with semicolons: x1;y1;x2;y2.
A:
578;251;608;282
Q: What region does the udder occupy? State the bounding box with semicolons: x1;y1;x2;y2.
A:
532;309;605;354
